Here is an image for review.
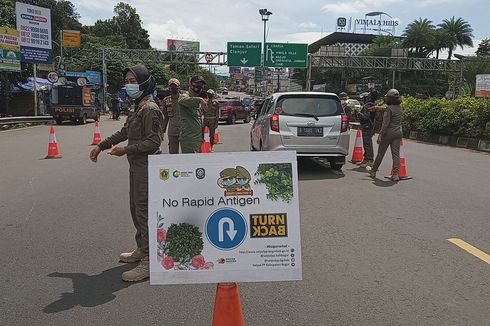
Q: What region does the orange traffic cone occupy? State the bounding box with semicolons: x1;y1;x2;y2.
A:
350;129;363;163
385;139;412;180
91;121;102;145
45;126;62;159
201;126;212;153
212;283;245;326
214;132;222;144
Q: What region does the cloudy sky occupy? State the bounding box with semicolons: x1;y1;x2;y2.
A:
71;0;488;56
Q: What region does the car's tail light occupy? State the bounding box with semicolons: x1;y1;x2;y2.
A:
341;114;349;133
270;114;280;132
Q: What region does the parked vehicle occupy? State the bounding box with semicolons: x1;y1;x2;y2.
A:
49;84;100;125
218;87;228;95
250;92;350;170
218;99;251;124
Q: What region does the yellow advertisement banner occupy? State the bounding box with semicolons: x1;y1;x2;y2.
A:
0;27;21;72
63;30;81;48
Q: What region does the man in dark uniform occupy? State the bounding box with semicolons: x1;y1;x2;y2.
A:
357;90;380;167
111;94;120;120
161;78;182;154
178;75;208;153
203;89;219;149
90;65;164;282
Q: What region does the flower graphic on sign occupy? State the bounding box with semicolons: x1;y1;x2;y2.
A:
156;213;213;271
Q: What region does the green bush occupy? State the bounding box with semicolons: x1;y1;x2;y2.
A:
402;96;490;139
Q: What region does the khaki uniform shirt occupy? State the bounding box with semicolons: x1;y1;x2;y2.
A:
162;95;181;137
98;95;164;170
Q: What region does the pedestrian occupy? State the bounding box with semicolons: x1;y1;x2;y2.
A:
111;94;120;120
89;65;164;282
367;89;403;182
178;75;208;153
203;89;219;150
161;78;182;154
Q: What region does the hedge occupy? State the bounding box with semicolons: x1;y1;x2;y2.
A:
402;97;490;140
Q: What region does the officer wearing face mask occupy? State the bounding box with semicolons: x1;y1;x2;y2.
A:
161;78;182;154
178;75;208;153
89;65;164;282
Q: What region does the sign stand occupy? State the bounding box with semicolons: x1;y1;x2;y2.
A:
33;64;37;116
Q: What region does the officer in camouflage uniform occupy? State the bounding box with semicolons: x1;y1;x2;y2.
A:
203;89;219;149
90;65;164;282
178;75;208;153
161;78;182;154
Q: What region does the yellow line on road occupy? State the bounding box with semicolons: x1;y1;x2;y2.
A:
448;238;490;265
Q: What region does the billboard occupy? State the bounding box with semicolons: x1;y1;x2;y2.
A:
167;39;200;52
15;2;52;64
62;30;81;48
475;74;490;97
0;27;21;72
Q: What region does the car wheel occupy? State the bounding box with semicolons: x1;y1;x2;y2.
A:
331;162;343;171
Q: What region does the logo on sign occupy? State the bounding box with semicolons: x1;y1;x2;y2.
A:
196;168;205;179
160;169;169;181
206;208;247;250
337;17;347;27
217;166;253;196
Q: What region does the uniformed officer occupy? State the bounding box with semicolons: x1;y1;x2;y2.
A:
89;65;164;282
367;89;403;182
339;92;352;120
203;89;219;149
161;78;182;154
178;75;208;153
357;90;380;167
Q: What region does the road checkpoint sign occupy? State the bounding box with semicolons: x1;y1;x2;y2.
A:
227;42;261;67
148;151;302;284
264;43;308;68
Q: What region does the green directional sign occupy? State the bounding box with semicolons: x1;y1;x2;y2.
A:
227;42;262;67
264;43;308;68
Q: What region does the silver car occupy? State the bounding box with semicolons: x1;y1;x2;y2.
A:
250;92;350;170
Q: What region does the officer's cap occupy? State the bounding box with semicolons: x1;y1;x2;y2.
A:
190;75;206;85
168;78;180;87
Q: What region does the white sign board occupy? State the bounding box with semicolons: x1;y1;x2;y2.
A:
475;74;490;97
16;2;52;64
148;151;302;285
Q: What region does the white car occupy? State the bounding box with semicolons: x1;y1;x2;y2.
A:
250;92;350;170
346;99;361;110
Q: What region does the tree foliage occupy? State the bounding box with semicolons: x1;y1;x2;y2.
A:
438;16;474;59
476;39;490;56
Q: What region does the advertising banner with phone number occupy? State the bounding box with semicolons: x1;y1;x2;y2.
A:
148;151;302;285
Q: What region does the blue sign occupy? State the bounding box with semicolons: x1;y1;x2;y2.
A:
206;208;247;250
20;46;52;64
64;70;101;85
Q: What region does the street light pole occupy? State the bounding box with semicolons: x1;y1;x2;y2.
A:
259;9;272;95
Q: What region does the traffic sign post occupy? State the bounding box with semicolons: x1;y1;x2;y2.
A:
264;43;308;68
227;42;262;67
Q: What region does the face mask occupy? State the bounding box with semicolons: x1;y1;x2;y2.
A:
126;84;143;99
223;177;235;187
237;178;248;186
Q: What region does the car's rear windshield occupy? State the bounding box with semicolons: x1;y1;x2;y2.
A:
276;95;342;117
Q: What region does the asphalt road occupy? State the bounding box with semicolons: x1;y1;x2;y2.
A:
0;115;489;325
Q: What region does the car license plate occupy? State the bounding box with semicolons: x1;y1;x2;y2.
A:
297;127;323;137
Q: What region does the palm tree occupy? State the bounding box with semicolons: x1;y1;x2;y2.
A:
438;17;474;59
432;28;454;59
402;18;435;57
